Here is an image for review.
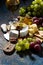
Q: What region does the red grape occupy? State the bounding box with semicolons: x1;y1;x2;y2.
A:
39;17;43;24
32;17;38;21
34;44;41;52
33;20;39;25
35;39;42;45
30;42;35;49
42;23;43;27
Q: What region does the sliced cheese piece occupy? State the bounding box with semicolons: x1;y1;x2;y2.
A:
10;30;19;38
4;32;10;41
11;25;16;30
20;26;28;37
1;24;7;32
7;25;11;31
4;30;19;41
9;22;16;30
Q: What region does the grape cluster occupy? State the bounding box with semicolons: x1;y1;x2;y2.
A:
15;37;42;52
30;39;42;52
19;7;26;16
27;0;43;17
19;0;43;17
32;17;43;26
15;38;33;51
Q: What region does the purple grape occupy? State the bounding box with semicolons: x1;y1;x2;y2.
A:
42;23;43;27
30;42;35;49
39;17;43;21
34;44;41;52
39;17;43;24
32;17;38;21
35;39;42;45
33;20;39;25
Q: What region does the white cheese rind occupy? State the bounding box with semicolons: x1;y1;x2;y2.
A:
11;25;16;30
4;30;19;41
4;32;10;41
10;30;19;38
4;25;29;40
1;24;7;32
20;26;28;37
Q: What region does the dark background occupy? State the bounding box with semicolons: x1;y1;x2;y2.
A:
0;0;33;24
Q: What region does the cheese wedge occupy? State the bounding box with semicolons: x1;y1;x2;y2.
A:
1;24;7;32
20;26;28;37
10;30;19;38
4;30;19;41
4;32;10;41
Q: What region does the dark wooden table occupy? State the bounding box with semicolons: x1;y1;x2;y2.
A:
0;0;43;65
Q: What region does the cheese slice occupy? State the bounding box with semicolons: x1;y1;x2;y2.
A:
20;26;28;37
4;32;10;41
4;30;19;41
10;30;19;38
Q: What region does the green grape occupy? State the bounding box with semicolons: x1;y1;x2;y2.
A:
22;46;25;51
18;39;22;43
36;12;40;16
27;12;31;16
19;7;26;16
25;42;30;49
15;43;19;46
27;6;31;11
26;13;30;17
34;4;40;11
34;4;39;9
23;38;27;43
40;2;43;6
39;27;43;30
30;5;34;9
15;45;22;51
27;38;33;42
19;41;24;46
32;1;36;5
18;39;26;46
35;0;42;4
32;12;36;16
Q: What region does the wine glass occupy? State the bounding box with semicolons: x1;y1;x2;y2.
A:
6;0;20;21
